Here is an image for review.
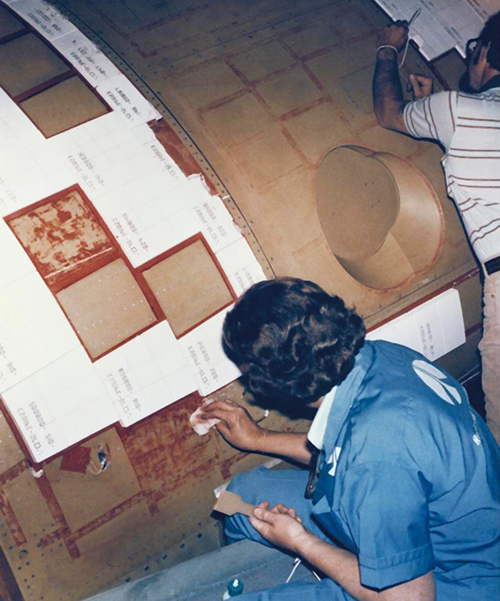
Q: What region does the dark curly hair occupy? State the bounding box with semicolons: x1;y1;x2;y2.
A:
480;12;499;71
222;277;366;406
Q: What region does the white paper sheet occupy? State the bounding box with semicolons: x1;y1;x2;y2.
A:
180;309;242;397
367;288;466;361
95;322;197;426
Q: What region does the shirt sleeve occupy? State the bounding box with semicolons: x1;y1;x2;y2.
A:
404;91;457;151
339;461;435;590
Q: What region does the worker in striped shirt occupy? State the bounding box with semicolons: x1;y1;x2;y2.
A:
373;12;500;445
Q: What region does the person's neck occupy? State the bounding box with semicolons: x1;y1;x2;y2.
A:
480;69;500;92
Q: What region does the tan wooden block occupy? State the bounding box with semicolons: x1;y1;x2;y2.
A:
56;259;156;359
202;92;273;150
230;41;294;82
213;490;255;517
143;239;233;337
0;33;69;97
20;76;108;137
256;66;323;116
230;127;303;188
284;101;352;164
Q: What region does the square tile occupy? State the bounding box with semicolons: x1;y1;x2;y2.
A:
202;93;273;150
56;259;157;359
231;41;294;81
0;33;70;97
256;66;323;116
284;101;352;164
282;22;336;57
231;128;303;187
340;64;376;115
142;239;233;337
20;76;109;138
173;60;246;109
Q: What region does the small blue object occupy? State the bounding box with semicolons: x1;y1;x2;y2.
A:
225;578;244;598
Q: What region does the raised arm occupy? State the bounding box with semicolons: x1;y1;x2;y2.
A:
200;400;312;465
373;22;410;133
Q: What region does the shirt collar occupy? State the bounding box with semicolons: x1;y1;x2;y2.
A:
307;386;337;449
308;341;376;453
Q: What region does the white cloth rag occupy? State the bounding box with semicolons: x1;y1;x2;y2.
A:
189;399;221;436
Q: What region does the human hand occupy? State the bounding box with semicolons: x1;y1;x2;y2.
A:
200;400;266;451
249;502;312;555
377;21;409;55
409;74;434;99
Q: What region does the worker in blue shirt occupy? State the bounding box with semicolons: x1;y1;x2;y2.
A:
200;277;499;600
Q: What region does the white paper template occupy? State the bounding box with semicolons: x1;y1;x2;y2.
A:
8;0;76;41
180;309;242;396
1;348;118;461
95;323;197;427
216;237;267;296
367;289;466;361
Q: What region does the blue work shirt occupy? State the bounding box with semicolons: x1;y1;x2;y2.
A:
309;340;499;599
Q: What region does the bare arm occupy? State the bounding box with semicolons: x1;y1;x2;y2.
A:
373;23;410;133
251;506;436;601
200;400;312;465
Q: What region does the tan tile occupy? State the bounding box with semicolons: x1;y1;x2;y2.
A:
130;17;200;57
76;501;149;556
231;41;294;81
56;259;156;360
307;52;375;127
231;127;303;187
284;102;352;164
282;22;336;57
20;77;109;138
173;60;247;108
0;33;69;97
4;470;56;544
202;93;273;150
322;34;378;78
143;239;233;337
256;66;323;116
332;9;374;40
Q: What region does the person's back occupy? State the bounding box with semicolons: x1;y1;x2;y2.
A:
309;340;499;599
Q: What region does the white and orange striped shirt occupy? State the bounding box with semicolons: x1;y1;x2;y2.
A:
404;87;500;265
